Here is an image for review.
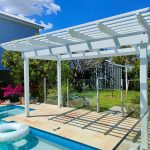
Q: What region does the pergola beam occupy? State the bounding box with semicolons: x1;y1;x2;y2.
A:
98;23;119;36
66;45;72;58
69;29;94;40
46;34;72;45
98;23;120;48
61;47;139;61
137;13;150;32
28;39;56;48
2;31;148;54
21;32;148;59
29;55;57;61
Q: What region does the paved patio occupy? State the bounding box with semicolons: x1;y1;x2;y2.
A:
3;104;139;150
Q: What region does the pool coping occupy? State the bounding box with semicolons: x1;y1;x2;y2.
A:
0;105;99;150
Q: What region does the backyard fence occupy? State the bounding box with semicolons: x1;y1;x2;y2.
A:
28;77;146;118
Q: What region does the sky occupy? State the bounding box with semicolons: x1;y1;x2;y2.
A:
0;0;150;33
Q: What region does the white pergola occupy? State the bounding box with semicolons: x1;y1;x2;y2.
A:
1;7;150;149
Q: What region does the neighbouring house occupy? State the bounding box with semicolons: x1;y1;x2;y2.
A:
0;11;44;84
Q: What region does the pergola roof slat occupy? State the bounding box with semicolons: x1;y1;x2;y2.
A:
1;8;150;61
111;23;140;30
103;15;137;25
107;20;138;28
115;26;144;32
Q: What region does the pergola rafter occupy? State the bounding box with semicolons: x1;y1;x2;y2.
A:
98;22;120;48
1;7;150;150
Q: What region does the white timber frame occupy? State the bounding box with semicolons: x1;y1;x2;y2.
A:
57;56;62;107
140;44;148;150
1;7;150;149
24;57;29;117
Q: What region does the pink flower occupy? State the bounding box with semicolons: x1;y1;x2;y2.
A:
2;84;13;97
13;84;24;96
2;84;24;97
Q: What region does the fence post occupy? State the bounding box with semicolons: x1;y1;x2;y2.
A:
125;64;128;96
111;62;114;97
120;79;124;116
96;77;100;112
44;78;47;103
67;78;69;107
96;68;100;112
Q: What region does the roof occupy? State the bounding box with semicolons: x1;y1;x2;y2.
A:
0;11;44;29
1;7;150;61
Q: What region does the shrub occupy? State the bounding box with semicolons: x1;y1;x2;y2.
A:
125;88;150;118
46;83;74;106
2;84;23;102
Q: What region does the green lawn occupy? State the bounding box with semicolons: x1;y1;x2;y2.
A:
71;90;140;111
47;88;140;111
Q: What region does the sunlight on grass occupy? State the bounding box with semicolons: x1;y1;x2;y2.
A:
78;90;140;111
47;88;140;111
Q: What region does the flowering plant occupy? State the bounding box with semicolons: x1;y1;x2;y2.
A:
2;84;24;98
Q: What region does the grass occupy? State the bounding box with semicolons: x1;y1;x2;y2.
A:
47;88;140;111
71;90;140;111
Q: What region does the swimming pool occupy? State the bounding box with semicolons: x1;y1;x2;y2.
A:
0;105;26;124
0;105;98;150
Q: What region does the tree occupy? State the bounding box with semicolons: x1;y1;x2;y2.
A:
2;51;71;98
2;51;23;84
70;59;104;91
112;55;138;65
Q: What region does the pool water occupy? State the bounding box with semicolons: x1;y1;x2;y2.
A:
0;105;25;124
1;131;68;150
0;105;98;150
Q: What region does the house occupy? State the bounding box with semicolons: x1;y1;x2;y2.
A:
0;11;44;84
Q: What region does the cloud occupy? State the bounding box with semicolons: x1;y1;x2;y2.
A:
40;21;53;30
0;0;60;30
0;0;60;16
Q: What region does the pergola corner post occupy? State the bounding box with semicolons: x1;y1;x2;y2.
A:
57;56;62;107
140;44;148;150
24;57;30;117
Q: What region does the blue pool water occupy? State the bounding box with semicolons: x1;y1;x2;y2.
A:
0;105;98;150
0;105;26;124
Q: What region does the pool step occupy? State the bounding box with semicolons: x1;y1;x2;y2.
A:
12;139;27;150
0;112;9;118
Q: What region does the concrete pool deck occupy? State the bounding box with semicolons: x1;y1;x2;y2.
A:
2;104;139;150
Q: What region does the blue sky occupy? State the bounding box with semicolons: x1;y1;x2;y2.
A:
40;0;150;33
0;0;150;33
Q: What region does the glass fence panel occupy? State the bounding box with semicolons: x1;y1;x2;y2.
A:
29;78;141;114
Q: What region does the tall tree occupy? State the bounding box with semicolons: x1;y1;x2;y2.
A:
2;51;71;95
112;55;138;65
70;58;104;91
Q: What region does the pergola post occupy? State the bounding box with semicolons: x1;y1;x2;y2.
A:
140;44;148;150
24;57;30;117
57;56;62;107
